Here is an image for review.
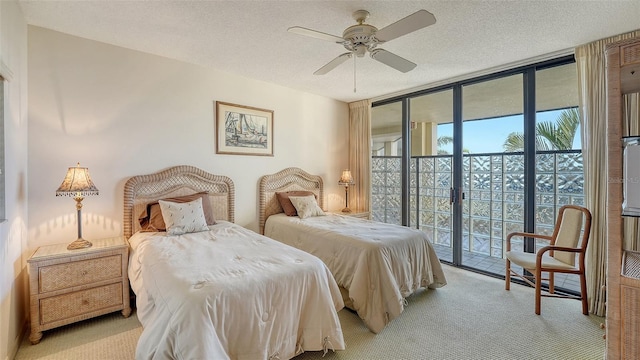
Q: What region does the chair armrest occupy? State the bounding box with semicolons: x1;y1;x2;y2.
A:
505;232;553;251
536;245;583;267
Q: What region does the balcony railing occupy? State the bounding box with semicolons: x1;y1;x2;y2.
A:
372;150;584;262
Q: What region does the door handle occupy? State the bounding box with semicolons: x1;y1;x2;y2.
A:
450;188;465;205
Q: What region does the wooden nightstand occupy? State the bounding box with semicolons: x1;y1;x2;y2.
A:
27;236;131;344
331;211;370;219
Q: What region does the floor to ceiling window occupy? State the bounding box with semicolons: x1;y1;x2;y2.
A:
371;55;583;293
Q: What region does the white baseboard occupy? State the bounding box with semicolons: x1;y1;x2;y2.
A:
9;319;28;360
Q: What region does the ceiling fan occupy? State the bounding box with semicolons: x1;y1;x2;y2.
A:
288;9;436;75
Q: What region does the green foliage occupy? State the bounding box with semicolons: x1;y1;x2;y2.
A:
437;135;453;154
436;135;469;154
503;108;580;152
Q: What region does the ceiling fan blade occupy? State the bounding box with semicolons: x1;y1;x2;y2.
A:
375;9;436;42
370;49;416;73
314;52;353;75
288;26;344;43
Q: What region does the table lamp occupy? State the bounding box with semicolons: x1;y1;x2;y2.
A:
338;169;355;213
56;163;99;250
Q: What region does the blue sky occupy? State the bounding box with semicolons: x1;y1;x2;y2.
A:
437;109;581;154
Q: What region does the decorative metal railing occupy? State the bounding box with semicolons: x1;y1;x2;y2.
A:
372;150;584;260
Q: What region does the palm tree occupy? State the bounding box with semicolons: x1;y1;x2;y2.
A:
437;135;471;154
503;108;580;152
437;135;453;154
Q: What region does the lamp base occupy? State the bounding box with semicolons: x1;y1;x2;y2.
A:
67;238;92;250
342;207;352;213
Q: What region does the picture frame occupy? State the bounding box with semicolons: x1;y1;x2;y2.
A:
215;101;274;156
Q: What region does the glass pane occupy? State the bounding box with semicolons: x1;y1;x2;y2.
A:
535;63;582;293
461;73;524;275
535;65;580;152
371;101;402;225
410;89;454;262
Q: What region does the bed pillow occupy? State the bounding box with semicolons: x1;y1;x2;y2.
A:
276;191;317;216
288;195;325;219
139;192;216;231
158;198;209;235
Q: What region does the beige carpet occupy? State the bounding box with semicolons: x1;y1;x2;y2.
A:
15;265;605;360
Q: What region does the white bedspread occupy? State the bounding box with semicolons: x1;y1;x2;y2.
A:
264;214;447;334
128;221;345;360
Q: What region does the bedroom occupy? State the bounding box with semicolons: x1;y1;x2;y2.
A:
1;0;640;359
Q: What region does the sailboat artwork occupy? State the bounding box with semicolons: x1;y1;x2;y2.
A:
215;101;274;156
225;111;268;149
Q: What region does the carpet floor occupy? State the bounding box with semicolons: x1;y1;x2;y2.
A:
15;264;605;359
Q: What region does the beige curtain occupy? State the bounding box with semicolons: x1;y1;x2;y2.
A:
348;100;372;214
576;29;640;316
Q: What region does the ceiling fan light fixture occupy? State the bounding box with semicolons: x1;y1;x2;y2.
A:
354;45;367;57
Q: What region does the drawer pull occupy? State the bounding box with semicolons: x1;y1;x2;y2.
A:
81;270;88;276
82;300;89;306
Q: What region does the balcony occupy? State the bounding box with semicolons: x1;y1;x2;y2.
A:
372;150;584;293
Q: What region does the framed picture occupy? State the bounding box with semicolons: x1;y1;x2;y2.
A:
215;101;274;156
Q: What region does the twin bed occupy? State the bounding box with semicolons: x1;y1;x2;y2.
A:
124;166;344;360
124;165;446;359
259;167;447;333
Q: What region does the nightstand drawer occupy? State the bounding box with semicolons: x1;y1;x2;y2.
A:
39;282;123;325
39;255;123;293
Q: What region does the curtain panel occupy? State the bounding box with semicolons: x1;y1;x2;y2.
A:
575;29;640;316
348;99;372;214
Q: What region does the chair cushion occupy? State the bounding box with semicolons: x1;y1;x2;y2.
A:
554;207;584;266
506;251;577;271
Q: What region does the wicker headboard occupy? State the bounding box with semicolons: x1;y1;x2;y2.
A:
258;167;324;234
123;165;235;239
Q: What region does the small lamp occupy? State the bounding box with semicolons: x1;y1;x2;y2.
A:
56;163;99;250
338;169;355;213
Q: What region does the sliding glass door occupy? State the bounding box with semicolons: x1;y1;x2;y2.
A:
371;56;583;292
458;74;524;274
410;89;454;262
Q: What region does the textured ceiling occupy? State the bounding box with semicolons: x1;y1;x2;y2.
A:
18;0;640;103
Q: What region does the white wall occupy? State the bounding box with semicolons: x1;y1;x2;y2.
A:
27;26;349;249
0;1;28;360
